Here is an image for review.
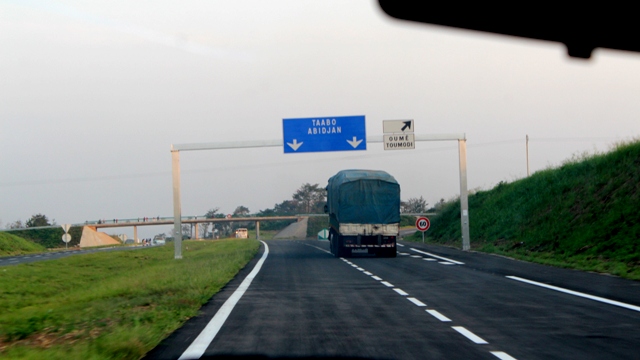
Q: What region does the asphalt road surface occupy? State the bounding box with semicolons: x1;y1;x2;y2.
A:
146;239;640;360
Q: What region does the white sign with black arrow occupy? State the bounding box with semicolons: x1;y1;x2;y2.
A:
383;119;414;133
383;119;415;150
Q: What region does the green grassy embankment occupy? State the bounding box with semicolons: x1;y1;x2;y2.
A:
409;140;640;280
0;233;46;256
0;239;259;359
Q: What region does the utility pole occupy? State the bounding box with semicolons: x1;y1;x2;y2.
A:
526;134;530;176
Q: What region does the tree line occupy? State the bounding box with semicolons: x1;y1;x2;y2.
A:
4;184;434;240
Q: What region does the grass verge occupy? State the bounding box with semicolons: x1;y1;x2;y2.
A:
0;233;46;256
0;239;259;359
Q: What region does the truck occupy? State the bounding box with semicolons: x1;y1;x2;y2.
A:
325;169;400;258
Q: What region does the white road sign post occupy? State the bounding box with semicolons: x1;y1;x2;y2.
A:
61;224;72;248
416;217;430;243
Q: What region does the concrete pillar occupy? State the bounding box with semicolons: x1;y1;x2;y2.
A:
172;150;182;259
459;139;470;251
134;226;138;243
195;223;199;240
256;221;260;240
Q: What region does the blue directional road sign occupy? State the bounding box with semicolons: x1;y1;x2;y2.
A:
282;115;366;153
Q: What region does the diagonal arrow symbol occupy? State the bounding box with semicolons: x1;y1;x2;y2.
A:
401;121;412;131
346;136;363;148
287;139;303;151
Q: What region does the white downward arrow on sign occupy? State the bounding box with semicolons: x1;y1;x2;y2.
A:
287;139;303;151
346;136;362;148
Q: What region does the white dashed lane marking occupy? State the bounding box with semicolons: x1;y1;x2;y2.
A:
426;309;451;322
452;326;488;344
407;297;426;306
491;351;518;360
393;288;409;296
333;244;515;360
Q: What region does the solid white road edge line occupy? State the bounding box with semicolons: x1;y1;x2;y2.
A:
491;351;518;360
426;309;451;322
452;326;488;344
178;241;270;360
409;248;464;265
506;275;640;312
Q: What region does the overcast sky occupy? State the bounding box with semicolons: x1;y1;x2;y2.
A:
2;0;639;239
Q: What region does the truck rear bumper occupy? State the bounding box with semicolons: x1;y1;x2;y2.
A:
343;244;395;248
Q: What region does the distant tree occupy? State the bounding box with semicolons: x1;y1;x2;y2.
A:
233;206;250;217
26;213;52;227
201;207;226;238
6;220;24;229
201;207;219;237
274;200;299;215
434;198;446;211
292;183;326;214
401;196;428;213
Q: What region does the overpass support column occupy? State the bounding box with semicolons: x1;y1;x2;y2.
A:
458;139;470;251
134;226;138;243
256;221;260;240
195;223;199;240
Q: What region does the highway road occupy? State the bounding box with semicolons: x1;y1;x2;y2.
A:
145;239;640;360
0;244;156;267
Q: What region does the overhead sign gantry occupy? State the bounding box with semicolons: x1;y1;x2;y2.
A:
170;117;470;260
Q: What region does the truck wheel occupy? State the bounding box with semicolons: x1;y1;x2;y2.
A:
329;230;340;257
334;234;346;258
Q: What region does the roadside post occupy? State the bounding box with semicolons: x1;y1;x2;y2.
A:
61;224;72;249
416;217;430;243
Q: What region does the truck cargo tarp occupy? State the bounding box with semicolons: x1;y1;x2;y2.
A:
327;170;401;224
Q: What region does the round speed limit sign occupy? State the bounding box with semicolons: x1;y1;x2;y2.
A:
416;217;430;232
